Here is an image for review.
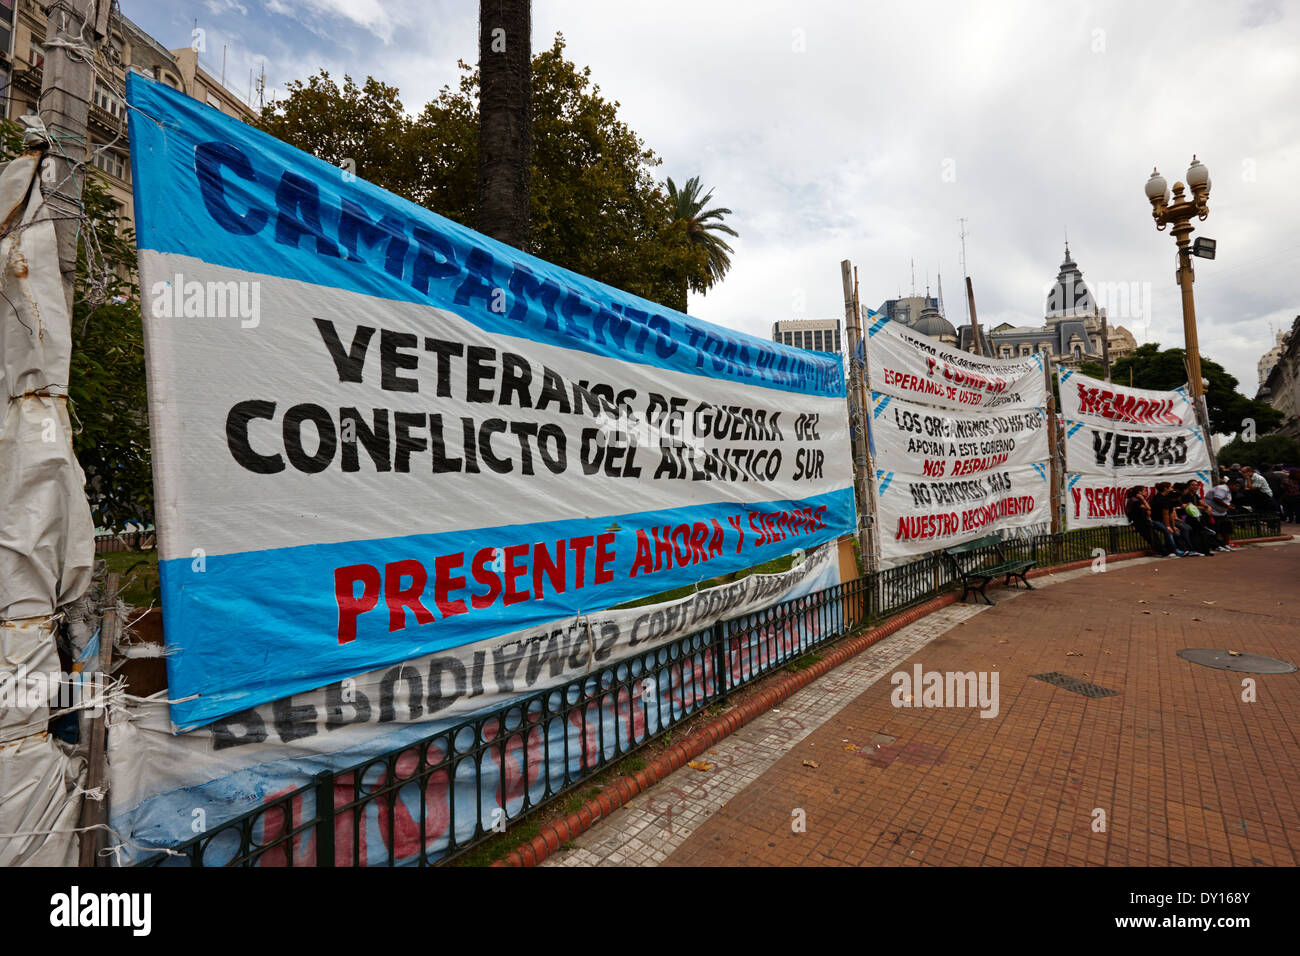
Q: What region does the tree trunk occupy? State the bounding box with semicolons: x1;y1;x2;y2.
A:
477;0;532;250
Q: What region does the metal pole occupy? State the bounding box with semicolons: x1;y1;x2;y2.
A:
1175;231;1219;479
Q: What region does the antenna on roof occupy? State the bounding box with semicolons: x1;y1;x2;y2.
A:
937;272;945;316
910;258;915;297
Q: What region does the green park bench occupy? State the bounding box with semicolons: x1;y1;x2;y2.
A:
942;534;1036;605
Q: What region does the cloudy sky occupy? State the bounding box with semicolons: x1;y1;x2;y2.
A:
126;0;1300;396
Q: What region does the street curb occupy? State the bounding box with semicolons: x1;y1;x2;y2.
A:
491;538;1289;867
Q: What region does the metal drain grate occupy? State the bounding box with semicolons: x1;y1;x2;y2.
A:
1030;672;1120;698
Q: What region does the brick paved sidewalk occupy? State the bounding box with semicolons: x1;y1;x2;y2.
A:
545;539;1299;867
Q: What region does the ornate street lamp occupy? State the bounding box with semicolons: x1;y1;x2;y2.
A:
1145;156;1218;477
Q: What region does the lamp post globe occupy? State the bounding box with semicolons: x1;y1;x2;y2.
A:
1145;167;1169;202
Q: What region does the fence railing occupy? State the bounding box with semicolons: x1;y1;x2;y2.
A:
136;517;1281;868
94;530;155;554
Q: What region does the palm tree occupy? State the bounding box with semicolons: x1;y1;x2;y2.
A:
666;175;738;297
477;0;532;250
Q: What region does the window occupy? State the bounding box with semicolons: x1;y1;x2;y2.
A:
94;83;125;119
1073;344;1082;359
92;148;128;182
814;329;823;351
30;42;44;69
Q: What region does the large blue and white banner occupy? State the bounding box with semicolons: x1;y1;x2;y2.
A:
126;75;853;730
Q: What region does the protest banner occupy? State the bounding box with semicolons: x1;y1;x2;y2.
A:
864;315;1047;411
873;463;1052;560
106;544;840;864
1063;419;1211;478
1057;368;1197;429
870;391;1049;480
1057;369;1208;528
125;75;854;730
1064;472;1212;529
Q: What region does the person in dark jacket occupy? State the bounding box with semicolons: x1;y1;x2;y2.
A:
1125;486;1170;555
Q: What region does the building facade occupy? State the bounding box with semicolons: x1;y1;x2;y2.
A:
1257;328;1288;386
874;292;958;346
1259;315;1300;441
955;245;1137;367
773;318;843;355
1;3;255;229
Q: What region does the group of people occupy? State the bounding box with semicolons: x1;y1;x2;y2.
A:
1224;462;1300;523
1123;463;1299;557
1125;480;1233;557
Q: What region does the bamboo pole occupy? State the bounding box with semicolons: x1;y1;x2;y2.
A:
840;260;876;572
965;276;985;357
77;571;118;866
1045;357;1062;536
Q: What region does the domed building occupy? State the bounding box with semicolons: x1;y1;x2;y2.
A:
911;302;958;346
956;244;1136;367
874;286;958;346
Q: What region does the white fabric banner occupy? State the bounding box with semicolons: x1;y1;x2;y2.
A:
1064;472;1212;529
1063;419;1211;478
870;391;1049;480
1057;368;1197;429
873;463;1053;559
864;315;1047;411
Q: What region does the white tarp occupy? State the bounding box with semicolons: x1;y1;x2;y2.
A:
864;314;1047;412
0;151;94;618
0;144;94;866
873;462;1053;560
1057;369;1209;529
870;391;1049;480
1057;368;1197;429
1064;471;1212;529
1062;419;1211;478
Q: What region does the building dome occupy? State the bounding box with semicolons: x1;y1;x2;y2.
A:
1046;243;1095;317
913;304;956;339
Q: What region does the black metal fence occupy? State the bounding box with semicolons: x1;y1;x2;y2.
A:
137;517;1281;868
94;530;155;554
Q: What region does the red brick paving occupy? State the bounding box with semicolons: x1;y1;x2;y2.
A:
664;541;1300;866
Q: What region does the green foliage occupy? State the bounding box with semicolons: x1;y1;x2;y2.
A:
1103;343;1282;436
2;121;150;529
1216;433;1300;469
257;72;427;204
257;33;722;312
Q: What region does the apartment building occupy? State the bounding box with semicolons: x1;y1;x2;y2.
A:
0;2;256;228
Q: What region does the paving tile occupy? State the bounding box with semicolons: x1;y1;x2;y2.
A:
544;540;1300;866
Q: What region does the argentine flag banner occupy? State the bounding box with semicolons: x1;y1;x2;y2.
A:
126;74;854;731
